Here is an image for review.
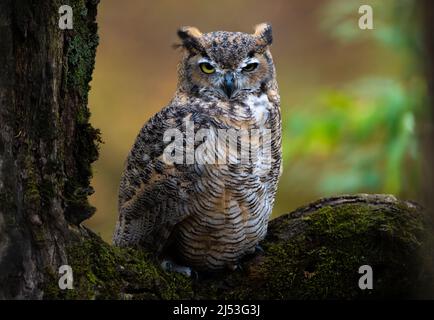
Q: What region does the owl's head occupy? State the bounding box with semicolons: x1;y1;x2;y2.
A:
176;23;275;101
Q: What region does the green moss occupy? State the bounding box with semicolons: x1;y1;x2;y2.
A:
66;0;99;99
43;236;194;300
23;153;41;207
67;33;99;97
64;115;101;225
62;0;102;224
43;199;433;300
249;203;431;299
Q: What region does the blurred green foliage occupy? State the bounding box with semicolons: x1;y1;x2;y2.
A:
281;0;425;202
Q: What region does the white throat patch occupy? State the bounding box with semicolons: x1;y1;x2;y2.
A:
244;94;271;126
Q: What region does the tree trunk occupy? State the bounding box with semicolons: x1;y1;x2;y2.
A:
0;0;433;300
0;0;100;299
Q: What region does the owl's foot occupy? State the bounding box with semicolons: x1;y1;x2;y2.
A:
255;244;265;254
246;244;265;255
161;259;198;279
227;263;243;272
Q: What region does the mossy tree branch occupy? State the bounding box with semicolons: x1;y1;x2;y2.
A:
44;194;434;300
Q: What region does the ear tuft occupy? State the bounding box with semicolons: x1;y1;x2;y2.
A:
177;26;203;40
177;26;204;53
253;23;273;48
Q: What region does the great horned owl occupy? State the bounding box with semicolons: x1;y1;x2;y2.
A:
113;23;282;273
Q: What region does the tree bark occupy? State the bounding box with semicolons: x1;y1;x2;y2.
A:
0;0;100;299
0;0;433;300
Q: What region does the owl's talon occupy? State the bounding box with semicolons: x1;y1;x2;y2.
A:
161;259;194;278
228;263;243;272
191;270;199;280
255;244;265;254
161;260;173;272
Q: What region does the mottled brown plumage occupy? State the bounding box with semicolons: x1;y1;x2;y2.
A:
113;23;282;271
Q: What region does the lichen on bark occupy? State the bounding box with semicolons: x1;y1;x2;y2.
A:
61;0;102;225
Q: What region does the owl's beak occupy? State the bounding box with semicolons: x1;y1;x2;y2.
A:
222;73;236;99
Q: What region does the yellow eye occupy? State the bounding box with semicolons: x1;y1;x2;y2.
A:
199;62;215;74
243;62;259;72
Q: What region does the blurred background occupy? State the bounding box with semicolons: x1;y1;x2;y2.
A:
86;0;433;242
